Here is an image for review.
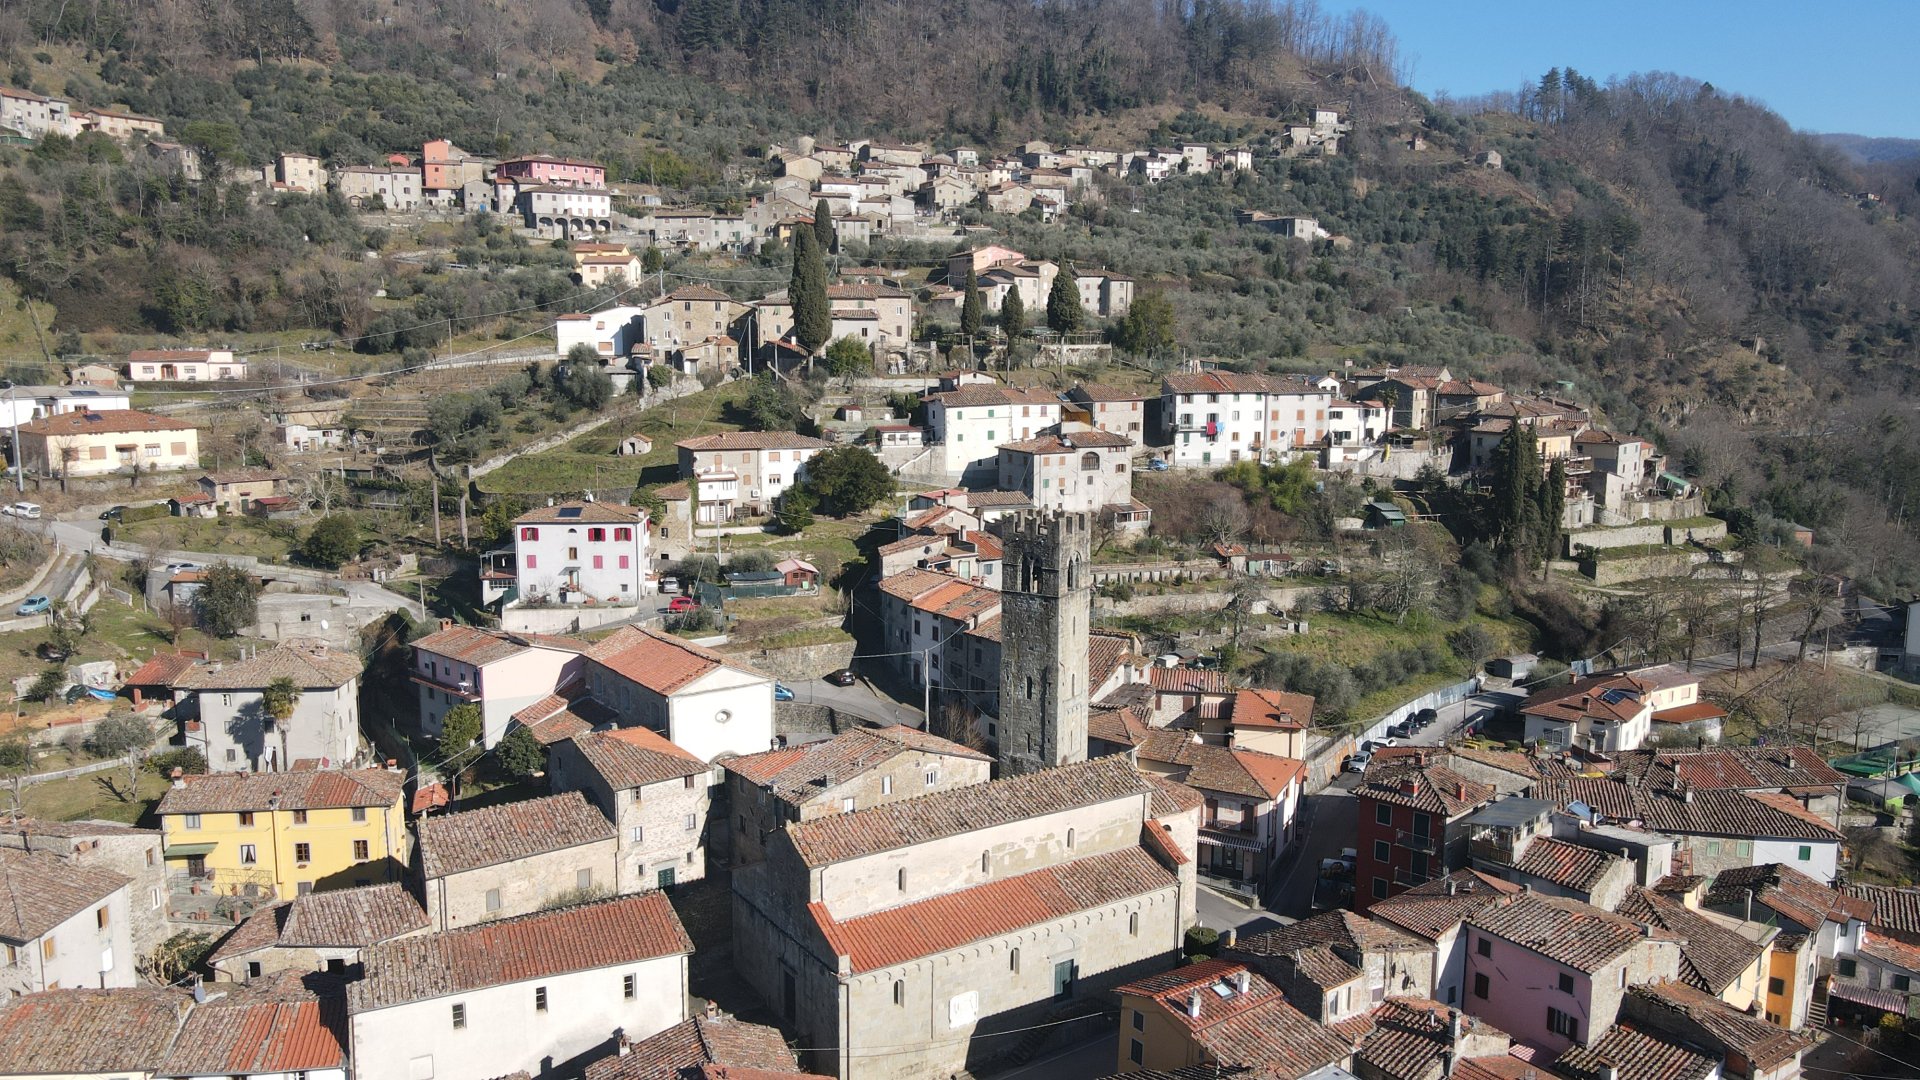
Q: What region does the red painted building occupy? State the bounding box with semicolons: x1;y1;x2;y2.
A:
497;154;606;188
1353;754;1494;913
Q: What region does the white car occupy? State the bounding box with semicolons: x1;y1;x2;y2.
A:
1345;750;1373;773
3;502;41;520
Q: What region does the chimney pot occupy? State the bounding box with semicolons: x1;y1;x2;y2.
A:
1187;989;1202;1018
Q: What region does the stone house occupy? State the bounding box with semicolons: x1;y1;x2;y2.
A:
197;470;287;514
730;756;1194;1080
1072;269;1134;318
1464;892;1683;1054
1227;909;1437;1024
1065;384;1149;442
994;425;1136;518
1616;981;1813;1080
583;626;777;764
1111;959;1353;1077
0;847;136;996
642;285;745;348
548;726;712;892
1616;886;1772;1012
346;893;692;1080
582;1009;817;1079
1134;730;1304;893
1457;798;1636;911
16;409;201;478
177;639;363;773
414;791;617;931
674;431;832;516
1210;688;1314;759
0;987;196;1077
0;819;167;963
335;165;422;210
276;152;326;193
206;882;429;983
1367;869;1523;1009
410;621;586;747
721;725;993;867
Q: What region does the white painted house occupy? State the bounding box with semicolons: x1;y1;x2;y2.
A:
507;500;652;608
346;893;692;1080
410;621;587;747
125;349;247;382
584;626;777;764
923;384;1062;480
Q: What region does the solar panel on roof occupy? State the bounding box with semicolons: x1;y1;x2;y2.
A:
1599;688;1640;704
556;507;582;518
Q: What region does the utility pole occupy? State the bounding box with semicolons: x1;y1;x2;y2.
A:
458;491;469;547
432;474;442;547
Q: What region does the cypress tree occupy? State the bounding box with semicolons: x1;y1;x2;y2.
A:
1046;267;1083;334
960;268;983;339
790;227;831;356
812;198;836;253
1000;284;1025;340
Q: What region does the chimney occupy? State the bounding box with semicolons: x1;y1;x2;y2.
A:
703;998;719;1018
439;618;453;632
1456;782;1467;801
170;767;185;788
1186;990;1202;1019
1449;1010;1462;1042
1233;969;1249;994
1597;1066;1618;1080
1223;928;1237;949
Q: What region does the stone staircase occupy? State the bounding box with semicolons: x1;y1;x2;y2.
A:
1808;975;1830;1028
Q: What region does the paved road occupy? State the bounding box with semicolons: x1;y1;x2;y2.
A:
786;675;925;730
987;1026;1114;1080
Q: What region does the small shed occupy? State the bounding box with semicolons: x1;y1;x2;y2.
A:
170;492;215;518
1363;500;1408;529
775;558;820;588
619;434;654;456
1487;653;1538;681
1784;522;1814;548
838;404;866;423
1475;149;1503;170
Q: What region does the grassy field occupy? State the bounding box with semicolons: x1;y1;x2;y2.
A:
17;766;170;825
476;381;754;497
116;516;300;561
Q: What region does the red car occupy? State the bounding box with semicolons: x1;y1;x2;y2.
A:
667;596;699;613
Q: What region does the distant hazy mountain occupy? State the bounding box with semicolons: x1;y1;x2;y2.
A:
1814;133;1920;163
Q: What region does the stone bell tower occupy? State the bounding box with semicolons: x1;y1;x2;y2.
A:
996;509;1092;776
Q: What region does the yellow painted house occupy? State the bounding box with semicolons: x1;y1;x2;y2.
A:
156;767;408;899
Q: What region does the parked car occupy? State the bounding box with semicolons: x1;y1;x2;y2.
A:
1345;750;1373;773
14;595;50;616
98;506;127;522
824;668;859;687
3;502;41;520
1148;459;1170;471
773;682;795;702
1362;737;1397;752
1388;722;1413;740
658;577;682;595
1414;708;1438;727
667;596;699;613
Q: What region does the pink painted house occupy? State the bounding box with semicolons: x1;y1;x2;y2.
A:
497;155;606;188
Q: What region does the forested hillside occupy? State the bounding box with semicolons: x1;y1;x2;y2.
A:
0;0;1917;592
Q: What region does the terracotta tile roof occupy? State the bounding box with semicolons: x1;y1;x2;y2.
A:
1142;773;1206;818
1509;835;1624;893
0;817;157;840
1359;759;1495;818
1550;1022;1716;1080
1355;998;1509;1080
1146;667;1233;694
1116;960;1352;1079
956;489;1033;509
0;988;190;1073
1227;688;1314;731
1859;932;1920;974
1706;863;1869;931
18;408;196;435
278;883;429;948
1650;702;1726;724
1452;1056;1542;1080
515;500;648;525
1602;745;1846;793
1446;745;1542;780
1842;883;1920;943
590;625;758;696
1067;383;1147;402
1138;731;1304;801
350;892;691;1012
0;847;129;940
812;845;1175;972
586;1012;806;1080
1089;702;1152;748
676;431;831;452
1087;631;1134;691
158;977;348;1075
1469;892;1676;973
157;768;404;815
1161;371;1332;397
1234;909;1423;960
514;680;620;745
905;578;1000;622
997;430;1134;453
660;284;730;301
125;651;207;686
412;624;533;666
1535;780;1842;841
569;726;710;791
202;468;284;485
1521;673;1653;727
207;902;292;966
177;639;362;691
922;385;1059;408
721;726;986;805
1616;888;1765;994
418;791;613;879
1367;870;1522;941
787;756;1149;867
1627;981;1812;1068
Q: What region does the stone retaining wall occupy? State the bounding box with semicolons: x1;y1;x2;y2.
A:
723;638;857;682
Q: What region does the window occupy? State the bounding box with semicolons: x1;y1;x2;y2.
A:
1839;958;1858;978
1129;1040;1144;1066
1476;938;1492;958
1898;974;1914;992
238;812;255;827
893;980;904;1005
624;974;636;999
485;889;502;912
897;868;906;891
239;844;258;865
294;843;311;864
1557;972;1574;994
535;986;548;1012
452;1003;467;1028
1066;828;1075;850
577;869;593;890
615;528;633;541
292;810;308;825
96;906;109;929
588;528;606;542
184;814;201;829
1769;976;1786;995
1372;877;1388;899
684;813;697;831
1472;972;1489;999
1129;912;1140;936
352;807;367;823
1131;1009;1144;1031
882;776;893;796
841;797;856;813
1374;840;1390;862
1375;804;1393;826
525;555;536;569
1547;1007;1578;1040
1799;845;1813;860
245;960;262;979
521;527;539;541
41;937;55;961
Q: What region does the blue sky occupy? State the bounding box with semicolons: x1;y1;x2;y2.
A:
1322;1;1919;139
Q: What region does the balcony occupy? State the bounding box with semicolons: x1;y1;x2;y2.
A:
166;869;277;926
410;671;481;701
1395;830;1439;855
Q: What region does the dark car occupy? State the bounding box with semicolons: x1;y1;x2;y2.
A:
1414;708;1438;726
99;506;127;522
824;668;859;687
1388;722;1413;740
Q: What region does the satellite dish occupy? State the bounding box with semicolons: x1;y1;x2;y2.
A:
320;620;330;630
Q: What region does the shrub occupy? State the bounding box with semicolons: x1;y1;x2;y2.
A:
147;748;208;775
27;667;64;702
1184;926;1221;957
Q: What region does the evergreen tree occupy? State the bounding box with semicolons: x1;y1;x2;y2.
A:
1113;290;1174;354
960;269;983;339
1489;425;1541;560
1538;459;1567;564
789;227;830;356
1046;268;1083;334
999;285;1025;340
812;198;836;253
